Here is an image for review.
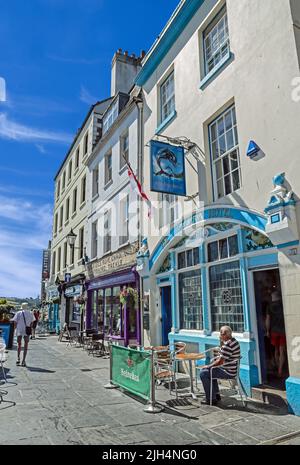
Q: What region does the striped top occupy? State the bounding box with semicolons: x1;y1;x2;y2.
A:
219;338;241;376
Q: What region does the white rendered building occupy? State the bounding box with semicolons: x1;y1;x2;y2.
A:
135;0;300;415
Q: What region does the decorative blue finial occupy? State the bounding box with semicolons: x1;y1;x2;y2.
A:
247;141;260;158
273;173;285;187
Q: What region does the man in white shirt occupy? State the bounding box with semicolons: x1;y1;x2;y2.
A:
12;302;35;367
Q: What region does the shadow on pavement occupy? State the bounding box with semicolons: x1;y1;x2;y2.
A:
26;367;56;374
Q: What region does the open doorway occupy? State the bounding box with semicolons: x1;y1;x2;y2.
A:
253;269;289;390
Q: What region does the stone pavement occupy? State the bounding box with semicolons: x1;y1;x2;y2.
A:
1;335;300;445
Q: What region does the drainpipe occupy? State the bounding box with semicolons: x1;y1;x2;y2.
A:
134;93;144;347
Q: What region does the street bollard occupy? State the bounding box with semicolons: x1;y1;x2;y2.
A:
144;347;164;414
104;341;118;390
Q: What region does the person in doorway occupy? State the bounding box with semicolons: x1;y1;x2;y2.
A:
11;302;35;367
199;326;241;405
266;290;287;378
31;308;40;339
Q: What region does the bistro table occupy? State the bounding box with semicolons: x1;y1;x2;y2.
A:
175;353;206;400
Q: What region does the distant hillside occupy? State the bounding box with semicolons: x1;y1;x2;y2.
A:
0;297;41;309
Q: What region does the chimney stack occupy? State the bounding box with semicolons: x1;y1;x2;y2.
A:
111;49;142;97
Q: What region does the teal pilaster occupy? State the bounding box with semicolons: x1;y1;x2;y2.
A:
200;243;210;333
170;273;178;330
170;251;176;270
237;228;251;332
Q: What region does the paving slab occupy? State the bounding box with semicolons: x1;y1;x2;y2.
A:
227;416;295;442
1;335;300;445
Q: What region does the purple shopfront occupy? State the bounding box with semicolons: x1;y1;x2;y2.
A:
86;268;141;347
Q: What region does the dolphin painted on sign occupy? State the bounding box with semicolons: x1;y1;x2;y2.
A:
154;147;184;179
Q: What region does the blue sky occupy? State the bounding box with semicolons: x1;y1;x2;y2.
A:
0;0;179;298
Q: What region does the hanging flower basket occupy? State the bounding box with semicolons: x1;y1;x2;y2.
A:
0;305;15;322
74;295;86;305
120;287;138;309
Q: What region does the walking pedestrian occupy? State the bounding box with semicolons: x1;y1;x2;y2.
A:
31;308;40;339
266;290;287;378
11;302;35;367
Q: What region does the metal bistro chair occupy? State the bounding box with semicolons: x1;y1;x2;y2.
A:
210;357;247;407
154;342;187;398
0;342;17;389
0;342;8;384
88;334;106;357
83;329;98;351
195;346;220;391
67;327;79;347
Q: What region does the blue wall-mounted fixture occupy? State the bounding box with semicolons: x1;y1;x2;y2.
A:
247;140;261;159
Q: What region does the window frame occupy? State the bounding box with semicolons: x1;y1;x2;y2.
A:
159;193;179;230
160;71;175;124
63;242;68;269
203;7;230;76
62;171;66;191
92;167;99;198
72;187;78;214
54;213;58;234
207;234;239;263
79;227;84;260
57;247;61;273
209;105;241;200
65;197;70;223
119;194;129;246
91;221;98;260
104;151;113;186
103;100;119;135
52;251;56;276
75;148;80;170
103;210;112;254
68;160;72;182
56;180;60;200
59;206;64;229
120;130;129;171
208;259;245;333
84;132;89;157
81;175;86;204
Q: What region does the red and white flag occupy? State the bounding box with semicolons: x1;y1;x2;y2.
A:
128;167;153;218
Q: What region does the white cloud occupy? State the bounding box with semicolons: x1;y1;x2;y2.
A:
0;77;6;102
0;230;48;251
36;144;46;154
80;86;98;105
0;195;52;226
6;93;74;116
48;54;103;65
0;194;52;298
0;113;73;144
0;185;52;198
0;250;41;298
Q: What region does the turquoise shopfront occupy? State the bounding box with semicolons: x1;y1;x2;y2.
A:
139;205;297;412
47;286;60;334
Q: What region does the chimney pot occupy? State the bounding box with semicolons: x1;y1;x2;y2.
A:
140;50;146;59
117;48;122;54
124;51;128;56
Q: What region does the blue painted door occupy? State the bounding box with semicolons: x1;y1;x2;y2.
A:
161;286;172;346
